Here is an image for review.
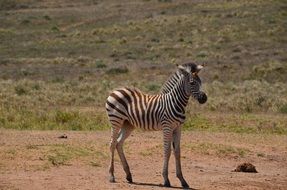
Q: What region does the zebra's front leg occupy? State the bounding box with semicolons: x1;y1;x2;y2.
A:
162;127;173;187
173;127;189;188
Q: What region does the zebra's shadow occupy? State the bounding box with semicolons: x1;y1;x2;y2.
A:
131;181;198;190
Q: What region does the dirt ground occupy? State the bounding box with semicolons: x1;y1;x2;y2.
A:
0;129;286;190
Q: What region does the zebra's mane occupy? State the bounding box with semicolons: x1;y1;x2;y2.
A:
160;70;182;94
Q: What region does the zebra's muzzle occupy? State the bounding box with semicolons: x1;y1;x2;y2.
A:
198;92;207;104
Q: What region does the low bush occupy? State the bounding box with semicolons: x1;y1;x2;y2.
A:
279;104;287;114
106;66;129;74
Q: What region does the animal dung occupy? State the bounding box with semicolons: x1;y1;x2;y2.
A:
233;162;258;173
58;134;68;139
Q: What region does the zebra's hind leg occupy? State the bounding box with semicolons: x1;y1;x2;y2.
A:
109;125;121;183
116;121;134;183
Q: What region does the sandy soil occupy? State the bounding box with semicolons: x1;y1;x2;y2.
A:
0;129;286;190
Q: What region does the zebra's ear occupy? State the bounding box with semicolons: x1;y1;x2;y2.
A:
196;65;203;72
197;65;203;70
193;64;205;75
177;64;185;70
177;64;189;75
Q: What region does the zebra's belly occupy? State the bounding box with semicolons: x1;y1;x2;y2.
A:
125;109;162;130
127;118;163;130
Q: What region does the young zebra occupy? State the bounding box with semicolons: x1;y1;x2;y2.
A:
106;62;207;188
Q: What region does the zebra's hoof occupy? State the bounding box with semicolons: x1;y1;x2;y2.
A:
109;176;115;183
126;174;133;183
163;180;171;187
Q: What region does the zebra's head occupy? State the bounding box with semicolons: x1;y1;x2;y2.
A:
177;62;207;104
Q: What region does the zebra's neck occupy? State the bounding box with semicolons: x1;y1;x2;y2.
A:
160;70;181;94
162;74;189;114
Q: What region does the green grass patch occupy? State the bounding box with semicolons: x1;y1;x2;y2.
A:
183;113;287;135
0;108;110;131
46;144;91;166
184;142;249;157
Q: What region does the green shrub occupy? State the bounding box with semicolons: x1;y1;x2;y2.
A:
51;26;60;32
55;111;78;124
279;104;287;114
15;85;28;95
196;51;208;58
43;15;51;20
95;59;106;68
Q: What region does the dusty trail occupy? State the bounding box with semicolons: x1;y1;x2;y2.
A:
0;129;286;190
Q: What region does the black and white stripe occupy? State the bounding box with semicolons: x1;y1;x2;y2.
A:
106;62;207;188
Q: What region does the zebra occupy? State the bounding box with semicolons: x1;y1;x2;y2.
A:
105;62;207;188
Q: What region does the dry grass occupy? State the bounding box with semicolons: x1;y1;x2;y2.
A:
0;0;286;132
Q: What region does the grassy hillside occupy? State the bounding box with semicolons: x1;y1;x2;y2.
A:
0;0;286;131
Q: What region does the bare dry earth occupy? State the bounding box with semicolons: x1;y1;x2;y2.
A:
0;129;286;190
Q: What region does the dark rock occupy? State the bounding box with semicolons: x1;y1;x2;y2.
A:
58;134;68;139
233;162;258;173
